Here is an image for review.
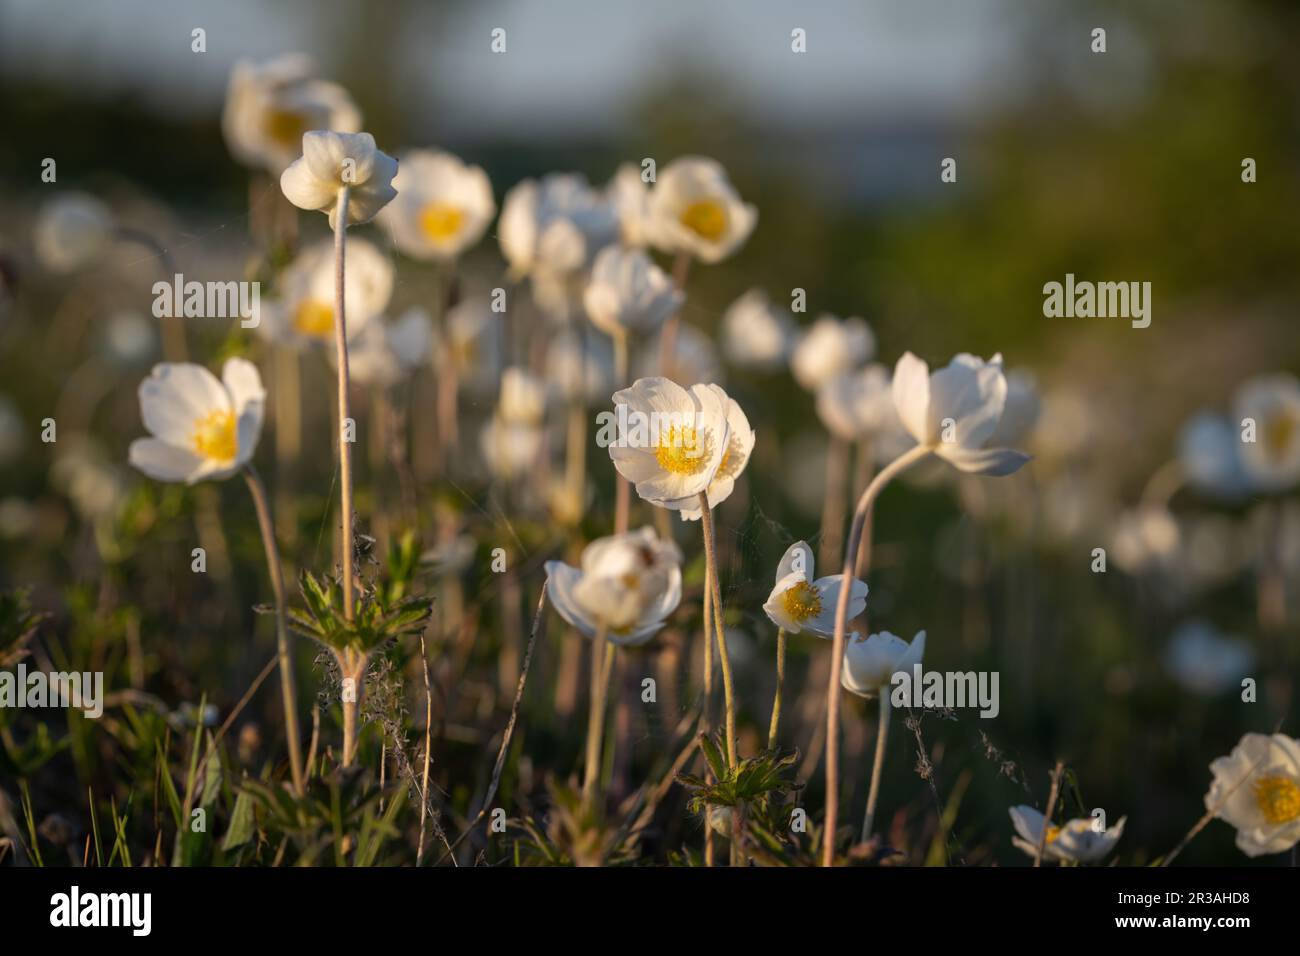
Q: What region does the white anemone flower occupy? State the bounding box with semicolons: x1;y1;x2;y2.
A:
891;352;1032;476
1163;620;1255;697
34;193;113;273
987;368;1041;449
1179;412;1248;500
222;54;361;174
264;238;393;348
647;156;756;263
1206;732;1300;857
791;315;875;392
479;418;542;481
498;367;547;426
583;246;683;339
763;540;868;638
678;397;755;521
498;173;619;279
545;331;614;406
608;377;731;512
381;149;495;262
1110;505;1181;574
128;359;265;484
607;163;654;248
1234;373;1300;493
544;527;682;645
280;131;398;228
436;296;501;393
841;630;925;695
1009;806;1125;864
721;288;794;370
346;308;433;387
816;364;896;443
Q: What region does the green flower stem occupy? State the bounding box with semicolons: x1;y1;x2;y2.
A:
767;628;787;751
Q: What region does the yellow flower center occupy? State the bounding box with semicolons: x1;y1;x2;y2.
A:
1264;412;1297;464
679;199;728;241
1044;825;1062;843
293;299;335;339
1253;774;1300;825
419;202;465;242
262;108;310;149
780;581;822;622
655;425;711;476
192;409;238;463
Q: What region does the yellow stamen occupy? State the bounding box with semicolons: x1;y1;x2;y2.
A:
1253;774;1300;825
679;199;728;241
192;409;238;463
780;581;822;623
419;202;465;242
655;425;710;475
1044;825;1062;843
1263;412;1297;464
262;108;310;149
293;299;335;339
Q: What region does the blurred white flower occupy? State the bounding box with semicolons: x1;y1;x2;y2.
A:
606;163;654;248
1234;373;1300;493
892;351;1032;476
128;358;265;484
1110;505;1181;574
479;417;542;480
1179;411;1248;500
583;246;682;339
763;540;868;638
1206;732;1300;857
264;238;393;348
1164;620;1255;696
721;288;793;371
1009;806;1125;864
791;315;875;392
841;630;924;695
280;131;398;229
608;377;731;512
544;527;682;645
498;367;547;425
437;296;501;393
381;149;495;261
346;308;433;387
987;369;1041;449
222;54;360;173
678;396;755;520
639;323;722;385
499;173;618;279
104;311;156;365
648;157;756;263
34;193;113;273
545;331;614;406
52;439;128;522
816;364;896;443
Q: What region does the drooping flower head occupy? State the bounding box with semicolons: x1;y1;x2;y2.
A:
892;351;1032;476
128;359;265;484
544;527;683;645
841;630;924;695
763;540;868;638
381;149;495;262
648;157;756;263
280;131;398;228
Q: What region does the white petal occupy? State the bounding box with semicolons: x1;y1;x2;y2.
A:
139;363;230;447
128;437;207;484
892;352;931;443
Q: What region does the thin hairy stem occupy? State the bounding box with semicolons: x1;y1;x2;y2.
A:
767;629;787;751
582;628;615;809
861;693;891;842
332;186;356;623
699;493;737;771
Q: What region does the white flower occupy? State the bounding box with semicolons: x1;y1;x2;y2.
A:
34;193;113;273
763;540;868;638
544;527;682;645
791;315;875;392
891;351;1032;476
1009;806;1125;864
816;364;897;442
436;296;500;393
545;332;614;406
222;54;361;173
1179;412;1248;500
280;131;398;228
479;418;542;481
583;246;683;338
1234;373;1300;493
128;359;265;484
987;369;1040;449
647;157;756;263
263;238;393;348
498;173;618;279
498;367;547;426
1164;620;1255;697
606;163;654;248
638;323;722;385
678;397;755;521
608;377;731;511
381;149;495;261
721;288;793;370
1110;505;1180;574
1206;733;1300;857
841;630;924;696
346;308;433;387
